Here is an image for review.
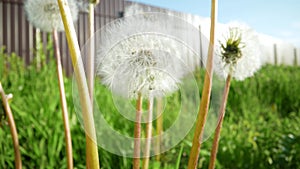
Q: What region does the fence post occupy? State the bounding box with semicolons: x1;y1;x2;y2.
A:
199;25;203;68
274;44;278;65
294;48;298;66
3;1;8;53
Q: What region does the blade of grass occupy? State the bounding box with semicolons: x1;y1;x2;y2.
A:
175;144;184;169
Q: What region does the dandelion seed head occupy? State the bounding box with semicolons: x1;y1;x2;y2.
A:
96;15;194;99
215;22;262;81
220;28;244;66
89;0;99;4
125;3;145;16
98;34;187;99
24;0;78;32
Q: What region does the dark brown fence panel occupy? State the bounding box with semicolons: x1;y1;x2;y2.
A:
0;0;125;76
0;2;3;47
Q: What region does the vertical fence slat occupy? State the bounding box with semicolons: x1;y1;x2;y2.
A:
76;13;81;48
10;3;16;53
115;0;119;17
84;13;88;48
66;37;72;76
42;32;48;60
95;7;100;30
21;4;27;60
0;2;3;47
29;23;34;63
122;0;125;13
199;25;203;68
79;14;84;47
18;3;23;57
111;0;113;17
7;3;11;54
61;31;66;74
103;0;106;24
61;32;67;75
25;17;30;64
33;27;36;59
58;31;63;67
3;2;8;52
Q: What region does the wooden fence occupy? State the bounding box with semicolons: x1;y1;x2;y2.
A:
1;0;299;76
0;0;125;75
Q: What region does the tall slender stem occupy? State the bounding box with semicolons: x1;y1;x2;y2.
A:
208;74;231;169
187;0;217;168
142;96;154;169
0;83;22;169
87;3;95;101
52;29;73;169
87;4;95;169
155;97;163;161
133;93;143;169
57;1;100;168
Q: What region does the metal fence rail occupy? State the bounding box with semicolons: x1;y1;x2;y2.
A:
0;0;125;75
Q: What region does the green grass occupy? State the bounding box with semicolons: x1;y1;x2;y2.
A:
0;49;299;168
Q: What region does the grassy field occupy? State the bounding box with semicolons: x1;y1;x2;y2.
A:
0;50;300;168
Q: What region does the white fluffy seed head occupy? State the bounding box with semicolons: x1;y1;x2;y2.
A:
124;3;145;16
24;0;78;32
214;22;262;81
98;34;188;99
96;15;194;99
